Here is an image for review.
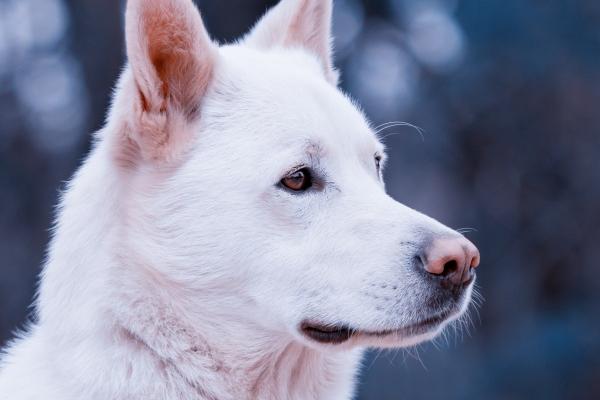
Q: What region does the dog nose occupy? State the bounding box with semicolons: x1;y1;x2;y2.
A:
421;236;480;286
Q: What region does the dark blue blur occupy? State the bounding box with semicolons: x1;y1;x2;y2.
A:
1;0;598;399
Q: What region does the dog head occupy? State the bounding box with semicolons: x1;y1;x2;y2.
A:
111;0;480;350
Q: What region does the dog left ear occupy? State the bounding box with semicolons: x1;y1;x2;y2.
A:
123;0;217;163
244;0;338;85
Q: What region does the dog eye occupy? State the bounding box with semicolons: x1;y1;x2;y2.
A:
281;168;312;191
375;155;382;172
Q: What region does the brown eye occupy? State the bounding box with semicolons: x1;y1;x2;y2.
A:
281;168;312;191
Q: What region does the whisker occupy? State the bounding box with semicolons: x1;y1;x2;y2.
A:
373;121;409;131
456;227;478;234
374;121;425;142
470;286;485;325
366;348;384;371
442;327;450;347
388;348;401;365
406;345;428;371
463;312;474;338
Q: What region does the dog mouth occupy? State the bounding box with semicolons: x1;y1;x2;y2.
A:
300;323;355;344
300;311;453;345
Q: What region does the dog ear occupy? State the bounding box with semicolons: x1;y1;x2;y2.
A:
124;0;216;162
244;0;338;85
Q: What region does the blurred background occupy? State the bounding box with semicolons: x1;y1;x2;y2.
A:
1;0;599;398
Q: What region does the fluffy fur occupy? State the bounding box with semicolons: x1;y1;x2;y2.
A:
0;0;479;399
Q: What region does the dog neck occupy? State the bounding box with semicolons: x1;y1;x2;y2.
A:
117;313;361;399
111;257;362;400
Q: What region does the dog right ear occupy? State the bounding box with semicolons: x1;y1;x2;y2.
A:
244;0;337;85
122;0;216;163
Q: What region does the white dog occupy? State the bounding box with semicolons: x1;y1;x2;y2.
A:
0;0;480;398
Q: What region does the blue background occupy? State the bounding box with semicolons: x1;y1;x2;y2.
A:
1;0;598;398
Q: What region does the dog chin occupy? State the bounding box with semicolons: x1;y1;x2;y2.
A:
299;304;467;349
357;321;449;348
298;278;475;349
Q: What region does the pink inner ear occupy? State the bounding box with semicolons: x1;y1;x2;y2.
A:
122;0;216;163
286;0;331;58
244;0;337;84
126;0;215;117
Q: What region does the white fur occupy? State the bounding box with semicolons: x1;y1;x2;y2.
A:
0;0;476;399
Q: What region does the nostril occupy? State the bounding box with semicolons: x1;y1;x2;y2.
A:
414;254;426;268
441;259;458;277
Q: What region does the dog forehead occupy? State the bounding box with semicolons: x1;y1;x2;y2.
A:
213;45;377;153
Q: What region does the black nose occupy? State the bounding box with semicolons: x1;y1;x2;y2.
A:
418;236;480;287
